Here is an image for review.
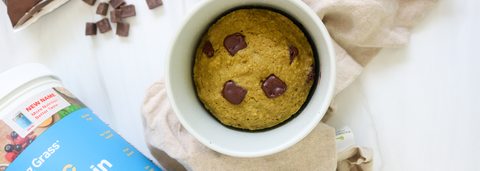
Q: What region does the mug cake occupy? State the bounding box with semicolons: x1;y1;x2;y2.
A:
193;9;316;130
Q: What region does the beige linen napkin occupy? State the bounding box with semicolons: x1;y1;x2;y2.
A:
142;77;337;171
141;0;437;170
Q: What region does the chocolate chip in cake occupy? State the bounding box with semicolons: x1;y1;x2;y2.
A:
222;81;247;105
223;33;247;56
96;18;111;33
120;4;136;18
85;22;97;35
96;2;109;15
110;9;122;23
82;0;96;6
116;21;129;37
307;65;315;83
146;0;163;10
262;75;287;98
289;46;298;63
203;41;214;57
109;0;125;9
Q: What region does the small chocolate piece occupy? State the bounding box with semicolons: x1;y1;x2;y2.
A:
82;0;96;5
96;18;111;33
261;75;287;98
222;81;247;105
116;22;129;37
146;0;163;9
109;0;125;9
110;9;122;23
85;22;97;35
223;33;247;56
120;4;136;18
96;2;109;16
203;41;214;57
307;65;315;83
289;46;298;63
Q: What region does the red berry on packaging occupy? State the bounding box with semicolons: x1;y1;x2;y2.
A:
6;135;15;145
14;136;29;145
22;142;28;150
12;150;20;155
5;152;17;162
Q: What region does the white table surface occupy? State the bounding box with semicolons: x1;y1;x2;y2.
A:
1;0;479;170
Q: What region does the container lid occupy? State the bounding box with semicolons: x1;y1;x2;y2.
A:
0;63;61;101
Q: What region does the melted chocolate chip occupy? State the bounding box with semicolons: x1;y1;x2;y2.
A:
222;81;247;105
289;46;298;63
203;41;214;57
223;33;247;56
261;75;287;98
307;65;315;83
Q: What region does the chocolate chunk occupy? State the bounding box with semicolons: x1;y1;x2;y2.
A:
203;41;214;57
82;0;96;5
222;81;247;105
116;22;129;37
96;2;109;16
120;4;136;18
289;46;298;63
307;65;315;83
110;9;122;23
85;22;97;35
146;0;163;9
6;0;42;26
96;18;111;33
223;33;247;56
261;75;287;98
109;0;125;9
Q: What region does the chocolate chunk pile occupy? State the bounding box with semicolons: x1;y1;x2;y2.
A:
84;0;163;37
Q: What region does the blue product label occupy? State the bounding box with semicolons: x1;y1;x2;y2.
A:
7;108;161;171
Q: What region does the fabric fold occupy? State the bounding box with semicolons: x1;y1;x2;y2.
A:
142;76;338;171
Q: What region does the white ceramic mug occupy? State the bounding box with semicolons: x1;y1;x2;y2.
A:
165;0;336;157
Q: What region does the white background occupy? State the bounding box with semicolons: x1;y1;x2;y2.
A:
1;0;479;170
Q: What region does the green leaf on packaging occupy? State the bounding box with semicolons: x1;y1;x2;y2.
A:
66;104;82;113
58;110;69;119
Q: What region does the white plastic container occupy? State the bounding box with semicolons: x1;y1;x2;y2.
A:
0;64;161;171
